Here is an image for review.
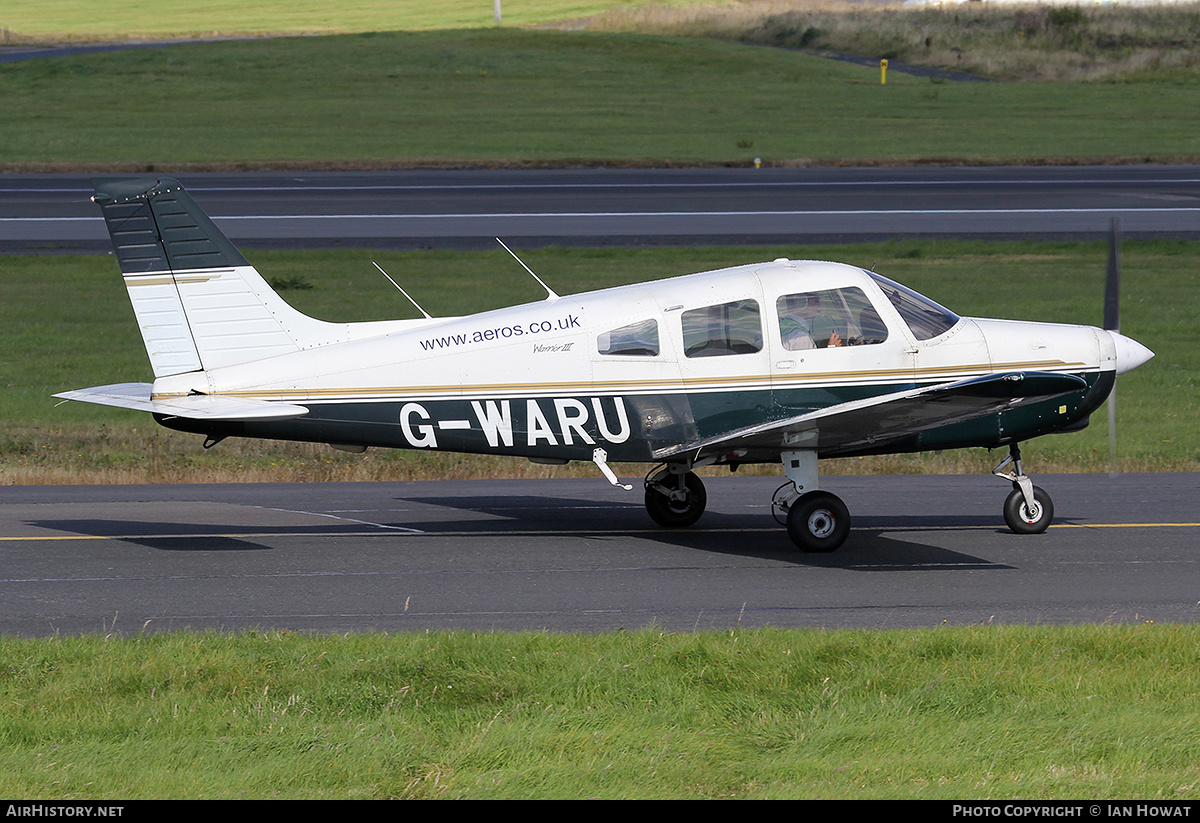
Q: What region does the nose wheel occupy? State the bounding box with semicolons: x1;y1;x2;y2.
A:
994;444;1054;534
1002;485;1054;533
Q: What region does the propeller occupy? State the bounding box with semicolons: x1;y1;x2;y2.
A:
1105;216;1120;474
1099;216;1156;476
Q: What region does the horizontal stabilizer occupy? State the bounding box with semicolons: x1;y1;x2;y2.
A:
54;383;309;421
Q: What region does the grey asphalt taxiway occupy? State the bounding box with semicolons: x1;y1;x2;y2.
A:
5;166;1200;251
2;473;1197;635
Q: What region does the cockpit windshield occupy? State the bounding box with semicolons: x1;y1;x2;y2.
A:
867;272;960;340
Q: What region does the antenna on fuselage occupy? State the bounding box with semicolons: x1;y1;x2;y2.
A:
372;261;432;319
496;238;559;300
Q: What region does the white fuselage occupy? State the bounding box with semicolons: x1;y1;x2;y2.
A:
146;260;1141;462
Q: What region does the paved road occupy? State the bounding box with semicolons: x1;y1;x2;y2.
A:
3;473;1197;635
4;166;1200;251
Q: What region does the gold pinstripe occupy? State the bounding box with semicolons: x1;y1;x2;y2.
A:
150;359;1091;403
124;272;225;286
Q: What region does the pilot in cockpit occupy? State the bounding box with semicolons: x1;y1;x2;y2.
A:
779;293;844;350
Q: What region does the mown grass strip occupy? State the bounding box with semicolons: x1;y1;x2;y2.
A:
1;0;657;40
2;624;1199;799
3;28;1200;169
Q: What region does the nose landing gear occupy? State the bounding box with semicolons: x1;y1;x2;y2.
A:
994;443;1054;534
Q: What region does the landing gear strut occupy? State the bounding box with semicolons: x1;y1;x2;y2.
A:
773;448;851;552
994;443;1054;534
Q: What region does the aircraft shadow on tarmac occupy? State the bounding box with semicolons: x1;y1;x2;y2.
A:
397;494;1017;571
26;496;1020;570
28;518;334;552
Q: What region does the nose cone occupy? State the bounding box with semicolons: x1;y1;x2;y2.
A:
1108;330;1154;376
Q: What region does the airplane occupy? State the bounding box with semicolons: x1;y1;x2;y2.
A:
56;177;1155;552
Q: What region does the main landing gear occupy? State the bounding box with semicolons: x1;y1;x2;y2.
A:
644;464;708;528
993;443;1054;534
774;487;851;553
641;442;1054;552
643;449;853;553
771;449;850;552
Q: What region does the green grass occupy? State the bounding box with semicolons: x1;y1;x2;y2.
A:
3;240;1195;484
0;0;659;40
3;29;1200;169
2;625;1200;799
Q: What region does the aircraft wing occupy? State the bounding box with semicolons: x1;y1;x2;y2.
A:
654;371;1088;460
54;383;310;421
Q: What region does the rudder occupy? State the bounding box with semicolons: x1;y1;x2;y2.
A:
92;177;341;377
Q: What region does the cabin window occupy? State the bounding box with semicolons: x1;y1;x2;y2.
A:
867;272;959;340
598;318;659;356
682;299;763;358
776;287;888;350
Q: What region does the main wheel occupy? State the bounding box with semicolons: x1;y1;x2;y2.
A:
1002;485;1053;534
786;491;850;552
645;471;707;528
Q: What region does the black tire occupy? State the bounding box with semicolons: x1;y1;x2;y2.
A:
1003;485;1054;534
644;472;707;528
786;491;850;552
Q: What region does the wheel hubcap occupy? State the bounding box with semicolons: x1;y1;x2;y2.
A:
1021;501;1042;523
808;509;835;538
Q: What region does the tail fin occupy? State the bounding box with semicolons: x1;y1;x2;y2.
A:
92;177;343;378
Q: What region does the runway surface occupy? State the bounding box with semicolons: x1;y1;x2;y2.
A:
3;473;1198;635
4;166;1200;251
